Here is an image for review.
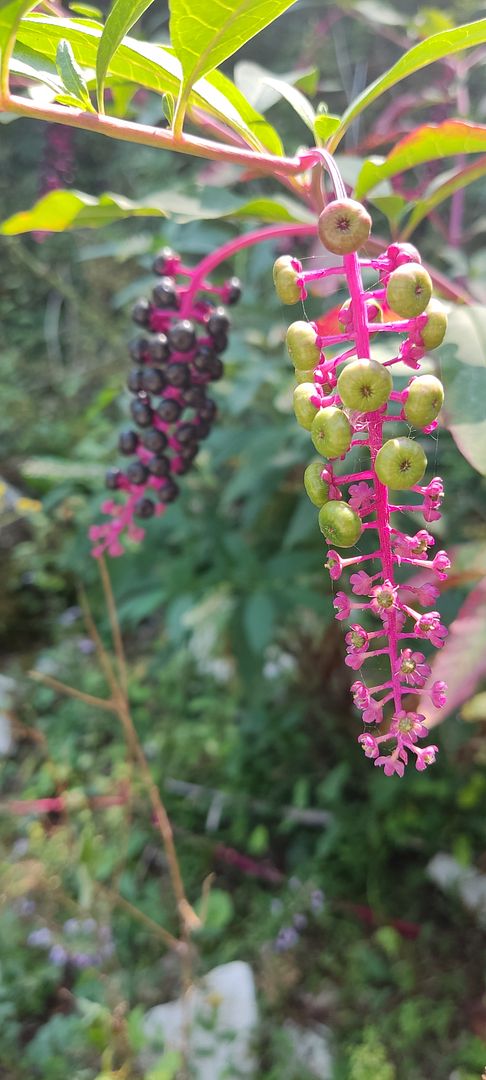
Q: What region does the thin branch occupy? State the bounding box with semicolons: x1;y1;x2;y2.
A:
98;555;128;698
99;885;183;953
28;669;115;712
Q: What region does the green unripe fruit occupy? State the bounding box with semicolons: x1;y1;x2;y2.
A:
386;264;433;317
404;375;444;428
293;383;319;430
273;255;301;305
318;198;372;255
286;321;320;370
420;299;448;350
337;357;392;413
318;500;362;548
294;367;317;384
304;461;330;507
311;406;352;458
338;297;383;330
375;437;427;489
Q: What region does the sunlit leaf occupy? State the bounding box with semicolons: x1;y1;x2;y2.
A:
96;0;155;110
0;0;37;93
420;577;486;728
328;19;486;152
401;155;486;239
56;37;94;109
355;120;486;198
257;74;315;133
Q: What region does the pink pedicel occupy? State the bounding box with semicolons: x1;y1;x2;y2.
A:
277;157;449;776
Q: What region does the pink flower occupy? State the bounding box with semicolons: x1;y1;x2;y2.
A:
393;530;434;560
422;477;444;522
414;582;440;607
350;570;374;596
390;710;428;743
348;482;374;513
345;624;369;651
431;681;447;708
415;612;448;648
413;745;439;771
381;607;406;632
362;700;383;724
358;733;379;758
375;754;405;778
326;550;343;580
345;652;366;670
395;649;431;688
351;681;370;708
432;551;450;579
333;592;351;620
370;580;398;617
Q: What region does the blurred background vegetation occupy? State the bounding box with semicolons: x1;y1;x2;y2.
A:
1;1;486;1077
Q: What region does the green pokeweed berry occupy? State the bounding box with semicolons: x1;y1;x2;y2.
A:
386;264;433;318
338;297;383;331
286;321;320;370
311;406;352;458
294;367;317;385
420;299;448;350
318;198;372;255
273;255;301;305
318;500;362;547
337;357;392;413
293;384;319;430
404;375;444;428
375;437;427;489
304;461;330;507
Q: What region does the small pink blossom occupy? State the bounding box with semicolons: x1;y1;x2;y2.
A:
431;681;447;708
345;652;367;670
333;592;351;620
432;551;451;578
375;754;405;777
390;710;428;743
358;733;379;759
326;550;343;580
362;700;383;724
348;482;374;513
414;745;439;771
345;624;369;651
415;612;448;648
351;681;370;708
393;529;434;560
350;570;374;596
414;581;440;607
381;607;406;632
395;649;431;688
422;477;444;522
370;580;398;617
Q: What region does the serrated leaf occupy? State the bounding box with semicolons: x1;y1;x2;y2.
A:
169;0;298;130
439;305;486;476
401;154;486;239
96;0;155;111
419;577;486;729
56;37;94;109
0;189;168;233
355;120;486;198
329;19;486;152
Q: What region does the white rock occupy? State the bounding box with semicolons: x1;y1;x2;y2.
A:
283;1020;333;1079
427;853;486;924
143;960;258;1079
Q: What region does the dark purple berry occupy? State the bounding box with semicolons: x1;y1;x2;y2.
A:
194;418;211;439
135;497;155;518
193;346;216;374
141;367;166;394
162;479;179;503
208;357;224;380
168;319;196;353
130;399;153;427
127;368;144;394
127;460;149;485
132;299;152;327
183;385;207;409
207;306;230;337
105;467;122;490
142;428;168;453
129;336;149;362
175;456;195;475
226;277;242;305
211;331;228;354
175;422;196;445
147;334;170;364
157;398;182;424
152;248;178;276
153;277;179;309
180;443;199;462
148;454;171;477
198;398;217;422
118;430;139;455
166;363;190;389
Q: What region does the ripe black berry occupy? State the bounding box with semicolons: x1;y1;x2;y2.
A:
168;319;197;353
152;247;177;276
129;336;149;362
105;467;122;490
198;398;217;422
135;497;155;518
175;422;196;445
166;363;190;389
147;333;170;364
118;430;139;455
211;331;228;354
193;346;216;374
180;443;198;462
127;368;144;393
157;398;182;423
207;306;230;337
226;277;242;305
162;479;179;503
194;418;211;439
148;454;171;477
132;299;152;327
142;428;168;453
183;385;207;409
153;277;179;309
207;357;224;380
141;367;166;394
127;460;149;485
130;399;153;427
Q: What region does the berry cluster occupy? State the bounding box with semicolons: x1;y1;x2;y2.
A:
90;249;241;556
274;197;449;776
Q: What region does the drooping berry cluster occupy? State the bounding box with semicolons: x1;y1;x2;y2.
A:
274;196;450;777
90;248;241;556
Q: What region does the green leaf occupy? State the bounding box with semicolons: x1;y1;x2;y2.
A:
258;73;315;133
355;120;486;198
56;37;94;109
401;154;486;239
313;113;340;143
440;305;486;475
368;193;407;228
96;0;155;111
9;52;63;92
243;590;275;652
328;19;486;152
169;0;298;131
0;189;168;233
0;0;37;95
69;2;103;16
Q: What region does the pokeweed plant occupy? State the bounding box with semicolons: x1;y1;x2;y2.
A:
1;1;486;775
